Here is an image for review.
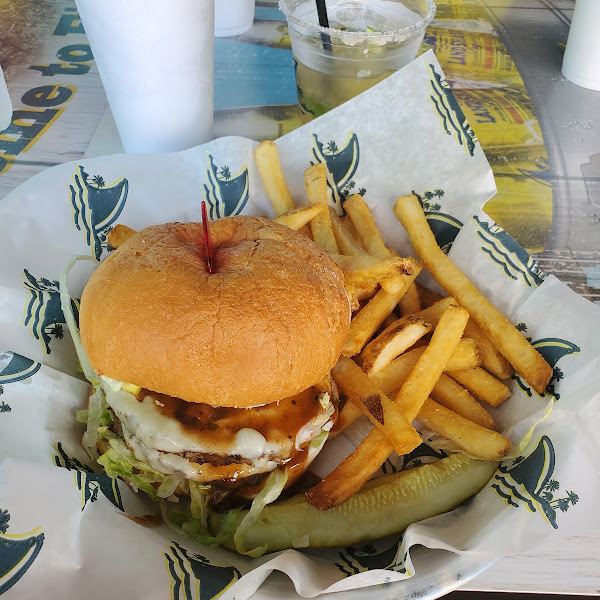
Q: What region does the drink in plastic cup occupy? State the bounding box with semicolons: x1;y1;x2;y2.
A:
279;0;436;123
76;0;214;153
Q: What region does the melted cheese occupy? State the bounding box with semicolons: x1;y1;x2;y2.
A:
121;423;279;483
101;379;334;465
103;383;281;459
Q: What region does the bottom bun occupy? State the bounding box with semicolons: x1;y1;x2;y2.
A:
209;453;498;552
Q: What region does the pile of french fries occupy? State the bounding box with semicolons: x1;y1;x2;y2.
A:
254;141;554;512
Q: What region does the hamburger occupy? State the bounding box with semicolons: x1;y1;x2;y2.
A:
78;216;351;506
72;214;499;555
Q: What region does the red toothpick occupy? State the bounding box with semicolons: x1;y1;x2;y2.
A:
201;200;215;274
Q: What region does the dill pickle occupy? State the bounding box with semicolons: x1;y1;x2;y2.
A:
209;453;498;553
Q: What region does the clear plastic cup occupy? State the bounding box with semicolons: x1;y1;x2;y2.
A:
279;0;436;123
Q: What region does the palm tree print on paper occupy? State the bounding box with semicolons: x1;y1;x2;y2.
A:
428;63;477;157
419;188;445;212
69;165;128;261
0;509;45;594
203;155;249;219
335;534;410;576
380;442;447;475
22;270;79;354
53;442;124;511
472;215;545;286
509;326;579;400
164;541;241;600
538;478;579;514
0;352;42;406
412;188;462;254
311;133;362;206
492;436;578;529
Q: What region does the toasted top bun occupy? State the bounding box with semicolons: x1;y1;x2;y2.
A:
79;216;350;408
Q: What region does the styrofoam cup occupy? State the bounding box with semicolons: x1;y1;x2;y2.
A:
215;0;255;37
76;0;214;153
0;65;12;132
562;0;600;91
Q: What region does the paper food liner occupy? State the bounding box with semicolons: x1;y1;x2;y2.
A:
1;52;599;599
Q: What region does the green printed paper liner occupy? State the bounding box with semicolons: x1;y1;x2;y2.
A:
1;52;599;599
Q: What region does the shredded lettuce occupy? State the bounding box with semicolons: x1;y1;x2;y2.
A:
76;410;89;423
97;437;170;500
59;255;101;384
156;473;184;499
234;468;288;557
189;481;213;525
59;255;106;458
160;490;240;547
309;429;329;449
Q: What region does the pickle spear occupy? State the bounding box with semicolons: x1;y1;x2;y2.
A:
210;453;498;553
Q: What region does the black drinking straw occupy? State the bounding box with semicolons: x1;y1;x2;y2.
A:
315;0;332;51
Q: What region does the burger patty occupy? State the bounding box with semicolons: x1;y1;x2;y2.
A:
101;378;336;483
112;416;253;467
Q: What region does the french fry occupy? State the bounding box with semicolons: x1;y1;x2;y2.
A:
417;297;458;326
347;282;379;304
379;275;409;296
431;374;496;430
331;254;415;290
416;284;445;308
108;224;136;249
305;427;398;510
340;216;365;249
369;347;425;395
463;320;513;379
376;248;411;296
304;164;338;254
417;283;512;378
394;194;552;394
346;287;361;312
329;398;363;438
329;206;367;256
332;357;422;457
310;348;434;510
394;305;470;422
343;260;421;356
344;194;389;257
448;367;512;407
273;204;324;231
380;312;399;330
254;141;296;215
359;316;432;375
341;197;410;296
417;398;510;461
370;338;482;395
446;337;481;371
398;282;422;315
313;374;333;396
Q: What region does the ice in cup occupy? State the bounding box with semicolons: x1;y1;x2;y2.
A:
280;0;436;123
